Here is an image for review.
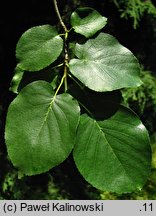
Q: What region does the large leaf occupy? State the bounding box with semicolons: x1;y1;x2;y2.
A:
69;33;142;92
71;7;107;38
73;106;151;193
5;81;80;176
16;25;63;71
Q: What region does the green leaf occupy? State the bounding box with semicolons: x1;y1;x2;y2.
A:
71;7;107;38
16;25;63;71
73;106;151;193
5;81;80;176
9;66;24;94
69;33;142;92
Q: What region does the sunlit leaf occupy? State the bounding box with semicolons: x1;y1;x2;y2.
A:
16;25;63;71
69;33;142;92
71;7;107;38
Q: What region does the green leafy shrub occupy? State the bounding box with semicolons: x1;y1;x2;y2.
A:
113;0;156;28
122;70;156;134
5;1;151;194
1;169;69;200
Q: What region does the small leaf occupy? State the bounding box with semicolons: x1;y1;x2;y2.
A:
71;7;107;38
69;33;142;92
73;106;151;193
50;74;59;90
5;81;80;176
9;66;24;94
16;25;63;71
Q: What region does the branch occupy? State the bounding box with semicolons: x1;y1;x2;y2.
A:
53;0;69;92
53;0;68;32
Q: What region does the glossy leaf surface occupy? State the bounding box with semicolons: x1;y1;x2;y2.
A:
73;106;151;193
69;33;142;92
16;25;63;71
5;81;80;176
71;7;107;38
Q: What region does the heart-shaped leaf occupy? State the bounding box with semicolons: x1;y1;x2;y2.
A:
16;25;63;71
69;33;142;92
73;106;151;193
71;7;107;38
5;81;80;176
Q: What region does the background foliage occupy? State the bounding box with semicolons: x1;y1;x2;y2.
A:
113;0;156;29
0;0;156;199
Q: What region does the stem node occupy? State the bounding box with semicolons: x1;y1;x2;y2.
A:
53;0;69;92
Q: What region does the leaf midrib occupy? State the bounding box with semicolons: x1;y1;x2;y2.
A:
33;95;57;146
95;120;134;184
